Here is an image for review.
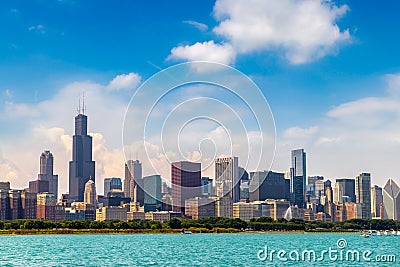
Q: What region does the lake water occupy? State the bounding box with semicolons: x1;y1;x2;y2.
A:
0;233;398;266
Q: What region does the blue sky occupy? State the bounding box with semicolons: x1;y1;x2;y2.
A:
1;0;400;193
1;0;399;127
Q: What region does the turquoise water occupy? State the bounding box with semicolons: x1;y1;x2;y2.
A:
0;233;398;266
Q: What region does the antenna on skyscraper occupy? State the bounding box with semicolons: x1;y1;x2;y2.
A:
82;92;86;115
77;96;81;114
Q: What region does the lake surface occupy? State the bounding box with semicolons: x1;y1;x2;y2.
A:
0;233;398;266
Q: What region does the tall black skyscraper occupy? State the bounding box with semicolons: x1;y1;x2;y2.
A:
68;109;95;202
290;149;306;208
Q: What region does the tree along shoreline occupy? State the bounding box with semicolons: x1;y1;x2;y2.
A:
0;217;398;235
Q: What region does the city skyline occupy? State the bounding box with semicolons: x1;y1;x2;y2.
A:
0;1;400;195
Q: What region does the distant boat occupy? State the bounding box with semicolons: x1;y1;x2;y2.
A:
377;231;382;236
183;230;192;234
397;231;400;236
360;233;370;238
384;230;390;236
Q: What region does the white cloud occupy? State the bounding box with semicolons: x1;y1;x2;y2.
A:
107;72;142;91
213;0;350;64
183;20;208;32
283;126;319;139
169;0;351;65
385;74;400;97
4;102;40;118
4;89;12;99
167;41;236;65
28;24;45;34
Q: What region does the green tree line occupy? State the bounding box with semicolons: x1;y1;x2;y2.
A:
0;218;399;231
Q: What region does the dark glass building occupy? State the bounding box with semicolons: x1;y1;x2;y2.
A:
290;149;306;208
171;161;201;214
249;171;287;201
334;178;356;203
69;113;95;202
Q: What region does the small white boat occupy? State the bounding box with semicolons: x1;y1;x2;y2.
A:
360;233;370;238
182;230;192;234
397;231;400;236
377;231;382;236
384;230;390;236
392;230;397;236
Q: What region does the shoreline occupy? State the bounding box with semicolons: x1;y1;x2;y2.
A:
0;229;360;236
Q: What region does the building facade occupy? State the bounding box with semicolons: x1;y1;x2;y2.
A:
185;197;215;219
36;193;56;222
96;206;127;222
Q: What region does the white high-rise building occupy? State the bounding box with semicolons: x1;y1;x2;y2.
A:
84;178;97;205
215;157;240;203
383;179;400;220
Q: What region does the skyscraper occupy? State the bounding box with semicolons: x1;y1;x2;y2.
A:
290;149;306;208
249;171;286;201
68;110;96;202
333;178;356;203
215;157;240;203
104;177;122;197
38;150;59;200
383;179;400;220
84;178;97;205
355;173;371;219
143;175;162;212
171;161;201;214
371;185;383;218
124;160;143;205
201;177;213;196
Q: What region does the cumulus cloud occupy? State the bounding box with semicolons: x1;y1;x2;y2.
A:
168;0;351;65
107;72;142;91
168;41;236;65
183;20;208;32
213;0;350;64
